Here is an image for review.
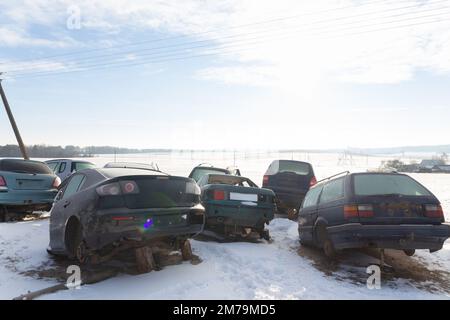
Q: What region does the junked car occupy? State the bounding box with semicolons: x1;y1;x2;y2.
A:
45;159;96;181
197;173;276;240
188;163;240;182
262;160;316;220
0;159;60;221
298;172;450;258
48;166;205;268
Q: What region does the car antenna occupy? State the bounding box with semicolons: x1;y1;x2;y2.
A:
315;171;350;184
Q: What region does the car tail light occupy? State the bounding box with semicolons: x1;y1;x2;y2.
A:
344;205;359;219
0;176;7;188
310;176;317;187
111;216;135;221
262;175;269;186
425;204;444;219
52;176;61;189
357;205;374;217
96;182;122;196
344;204;374;219
97;181;140;196
213;190;226;200
120;181;139;194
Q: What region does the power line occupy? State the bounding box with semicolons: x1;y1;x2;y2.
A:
1;0;443;69
6;16;448;81
5;2;450;76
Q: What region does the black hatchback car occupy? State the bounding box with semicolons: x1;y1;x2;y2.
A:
262;160;316;219
298;172;450;258
48;167;205;264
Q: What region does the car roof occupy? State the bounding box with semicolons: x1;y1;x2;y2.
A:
44;159;94;163
310;171;407;189
95;167;168;178
194;166;229;172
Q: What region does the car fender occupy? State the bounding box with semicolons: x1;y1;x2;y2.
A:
313;217;330;244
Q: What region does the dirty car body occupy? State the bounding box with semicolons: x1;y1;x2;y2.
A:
298;172;450;256
0;159;60;217
48;167;204;262
262;160;316;216
188;164;239;182
198;174;276;239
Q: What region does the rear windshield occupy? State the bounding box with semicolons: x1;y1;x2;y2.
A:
266;160;311;175
190;167;228;182
73;162;96;171
0;159;52;174
353;174;432;196
99;177;200;209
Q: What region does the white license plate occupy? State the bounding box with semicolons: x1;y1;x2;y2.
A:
229;193;258;202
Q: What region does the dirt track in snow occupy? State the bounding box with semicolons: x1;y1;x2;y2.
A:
298;245;450;294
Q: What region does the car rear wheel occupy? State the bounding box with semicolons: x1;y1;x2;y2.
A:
315;224;337;259
65;217;87;263
0;207;6;222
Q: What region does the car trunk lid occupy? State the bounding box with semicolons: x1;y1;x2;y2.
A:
355;195;441;225
7;173;54;190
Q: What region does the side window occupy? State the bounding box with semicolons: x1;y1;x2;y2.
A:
58;162;67;174
302;186;322;208
62;175;86;200
46;162;59;172
319;178;344;204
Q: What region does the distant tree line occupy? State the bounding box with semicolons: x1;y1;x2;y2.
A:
0;144;172;158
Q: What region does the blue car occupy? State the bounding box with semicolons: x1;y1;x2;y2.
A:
298;172;450;258
0;159;60;221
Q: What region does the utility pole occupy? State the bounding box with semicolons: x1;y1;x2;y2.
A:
0;76;29;160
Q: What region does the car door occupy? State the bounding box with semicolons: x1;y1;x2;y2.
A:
298;185;323;243
49;174;86;252
317;177;346;227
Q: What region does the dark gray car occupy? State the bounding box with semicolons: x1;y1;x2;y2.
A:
48;167;205;264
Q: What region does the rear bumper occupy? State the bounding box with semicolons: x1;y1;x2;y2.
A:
327;223;450;251
0;189;57;206
204;202;275;228
85;206;205;249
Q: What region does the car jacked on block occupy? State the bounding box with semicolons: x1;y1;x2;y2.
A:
197;173;276;240
48;166;205;264
298;172;450;258
262;160;316;220
0;158;61;221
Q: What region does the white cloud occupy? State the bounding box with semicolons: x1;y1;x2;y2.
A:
1;0;450;85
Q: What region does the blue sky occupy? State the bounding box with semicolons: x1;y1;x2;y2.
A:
1;0;450;150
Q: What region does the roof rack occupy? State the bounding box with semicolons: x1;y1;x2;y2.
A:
316;171;350;184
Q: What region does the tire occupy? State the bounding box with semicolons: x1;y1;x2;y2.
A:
315;224;337;259
0;207;6;223
323;239;337;258
403;249;415;257
181;240;193;261
65;217;86;263
260;230;271;241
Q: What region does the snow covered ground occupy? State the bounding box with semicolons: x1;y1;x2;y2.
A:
0;152;449;300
